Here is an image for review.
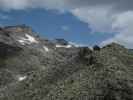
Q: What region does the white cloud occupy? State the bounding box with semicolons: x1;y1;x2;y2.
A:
71;7;114;33
0;0;69;10
101;11;133;48
0;0;29;10
71;7;133;48
1;0;133;11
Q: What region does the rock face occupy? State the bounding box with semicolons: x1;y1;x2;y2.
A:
54;39;69;45
0;25;133;100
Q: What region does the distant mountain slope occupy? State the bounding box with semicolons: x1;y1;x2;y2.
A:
0;25;133;100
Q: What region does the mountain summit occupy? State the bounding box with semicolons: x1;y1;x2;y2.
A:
0;25;133;100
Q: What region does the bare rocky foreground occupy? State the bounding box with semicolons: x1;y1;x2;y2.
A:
0;25;133;100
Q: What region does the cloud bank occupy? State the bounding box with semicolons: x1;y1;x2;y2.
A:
0;0;133;48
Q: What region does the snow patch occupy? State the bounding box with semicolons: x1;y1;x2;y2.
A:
43;46;49;52
25;34;38;43
88;47;93;50
18;34;38;45
56;44;72;48
18;40;27;45
18;76;27;81
69;42;87;47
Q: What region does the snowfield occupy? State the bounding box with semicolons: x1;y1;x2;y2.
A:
56;44;72;48
18;34;38;45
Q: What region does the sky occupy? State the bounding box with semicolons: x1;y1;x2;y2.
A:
0;0;133;48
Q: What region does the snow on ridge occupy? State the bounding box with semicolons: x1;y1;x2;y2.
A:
69;42;92;49
18;34;38;45
56;44;72;48
18;40;27;45
69;42;87;47
43;46;49;52
25;34;38;43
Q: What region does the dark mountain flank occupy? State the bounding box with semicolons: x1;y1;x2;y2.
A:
0;25;133;100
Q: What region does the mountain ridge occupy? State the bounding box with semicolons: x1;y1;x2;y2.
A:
0;25;133;100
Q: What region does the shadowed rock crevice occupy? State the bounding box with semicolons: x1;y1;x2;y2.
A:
0;42;22;58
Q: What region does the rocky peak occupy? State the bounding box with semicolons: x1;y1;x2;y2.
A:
54;39;68;45
103;42;125;49
4;24;33;34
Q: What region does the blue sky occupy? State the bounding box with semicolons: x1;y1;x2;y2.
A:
0;9;114;46
0;0;133;48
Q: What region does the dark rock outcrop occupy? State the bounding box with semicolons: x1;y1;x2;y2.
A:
54;39;68;45
93;45;101;51
0;42;22;58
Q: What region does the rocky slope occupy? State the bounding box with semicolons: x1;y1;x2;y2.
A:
0;25;133;100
